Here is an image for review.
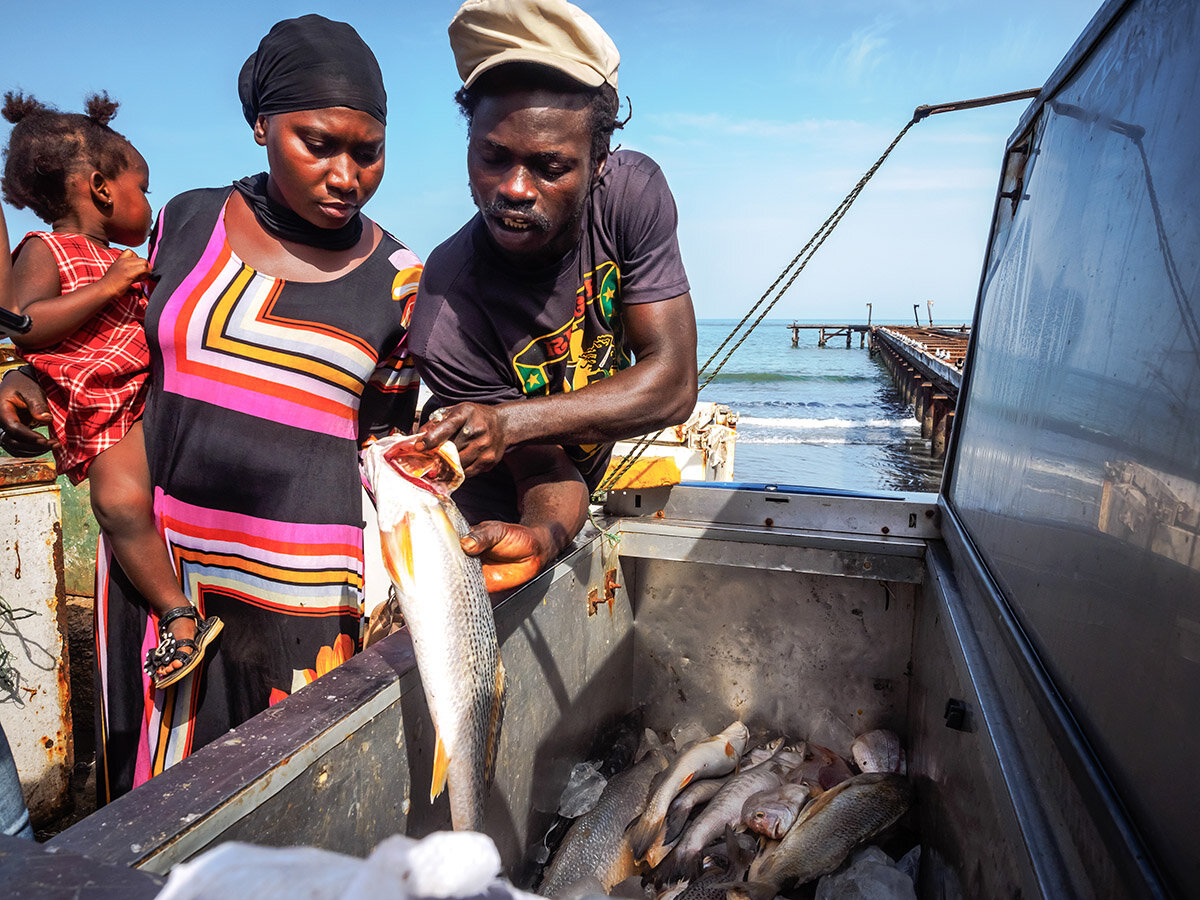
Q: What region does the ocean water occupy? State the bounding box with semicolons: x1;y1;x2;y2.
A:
696;319;944;493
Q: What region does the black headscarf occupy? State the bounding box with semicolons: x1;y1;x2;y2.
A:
235;15;386;250
238;14;387;126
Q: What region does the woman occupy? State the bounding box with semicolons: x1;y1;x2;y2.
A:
1;15;585;803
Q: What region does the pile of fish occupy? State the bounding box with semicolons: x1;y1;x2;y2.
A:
536;721;913;900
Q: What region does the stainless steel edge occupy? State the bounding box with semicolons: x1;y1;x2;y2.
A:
924;539;1080;898
605;485;942;540
616;523;926;583
937;501;1169;898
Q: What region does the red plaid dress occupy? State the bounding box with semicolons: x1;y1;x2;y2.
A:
15;232;150;484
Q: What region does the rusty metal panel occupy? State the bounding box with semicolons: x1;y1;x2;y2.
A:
0;461;72;824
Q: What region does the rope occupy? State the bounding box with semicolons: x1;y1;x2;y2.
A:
594;89;1040;499
595;117;917;496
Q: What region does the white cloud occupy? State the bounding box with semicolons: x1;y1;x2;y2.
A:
831;19;894;84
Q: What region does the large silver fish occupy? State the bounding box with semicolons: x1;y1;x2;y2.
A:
362;434;506;833
627;721;750;865
736;772;913;900
539;746;670;898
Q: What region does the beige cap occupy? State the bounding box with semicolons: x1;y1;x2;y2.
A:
449;0;619;92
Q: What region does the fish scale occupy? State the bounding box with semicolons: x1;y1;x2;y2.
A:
738;772;914;899
539;747;669;898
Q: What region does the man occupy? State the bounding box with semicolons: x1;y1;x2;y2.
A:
409;0;699;561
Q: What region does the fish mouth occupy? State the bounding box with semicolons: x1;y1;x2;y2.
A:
383;438;465;496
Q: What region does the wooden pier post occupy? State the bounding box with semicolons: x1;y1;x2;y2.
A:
928;395;949;450
917;382;933;436
932;408;955;457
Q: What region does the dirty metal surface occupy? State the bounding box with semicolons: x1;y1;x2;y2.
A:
934;514;1163;899
0;479;71;824
605;484;941;540
51;628;421;872
616;521;925;584
0;834;163;899
626;555;916;752
906;544;1035;900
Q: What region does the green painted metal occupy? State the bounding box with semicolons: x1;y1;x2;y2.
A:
58;476;97;598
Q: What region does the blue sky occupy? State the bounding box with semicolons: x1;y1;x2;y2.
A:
1;0;1101;321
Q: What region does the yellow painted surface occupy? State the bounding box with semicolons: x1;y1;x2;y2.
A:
603;456;683;490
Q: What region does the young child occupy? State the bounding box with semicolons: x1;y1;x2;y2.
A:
1;92;221;689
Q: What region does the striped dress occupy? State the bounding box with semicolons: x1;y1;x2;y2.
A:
95;187;421;802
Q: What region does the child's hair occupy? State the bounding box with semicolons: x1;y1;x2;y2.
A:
2;91;135;224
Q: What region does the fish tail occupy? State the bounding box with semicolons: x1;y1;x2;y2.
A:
655;848;700;886
430;732;450;802
484;659;506;787
662;805;688;845
627;813;665;864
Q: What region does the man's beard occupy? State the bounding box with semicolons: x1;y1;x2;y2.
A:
468;181;591;260
470;186;553;233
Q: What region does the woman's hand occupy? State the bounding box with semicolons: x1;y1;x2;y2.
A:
416;403;509;477
461;520;552;593
0;368;57;457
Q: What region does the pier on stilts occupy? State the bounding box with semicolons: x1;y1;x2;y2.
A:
869;325;970;458
783;319;970;458
786;322;873;348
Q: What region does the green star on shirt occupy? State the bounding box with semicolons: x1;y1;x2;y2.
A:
597;266;619;318
522;368;547;393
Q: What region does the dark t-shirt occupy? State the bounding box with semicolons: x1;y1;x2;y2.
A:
407;150;690;523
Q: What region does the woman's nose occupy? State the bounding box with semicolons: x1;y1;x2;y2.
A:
328;155;357;193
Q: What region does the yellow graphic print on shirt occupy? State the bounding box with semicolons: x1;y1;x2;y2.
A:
511;262;629;397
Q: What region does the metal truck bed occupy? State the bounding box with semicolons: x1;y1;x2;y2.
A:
36;484;1149;898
